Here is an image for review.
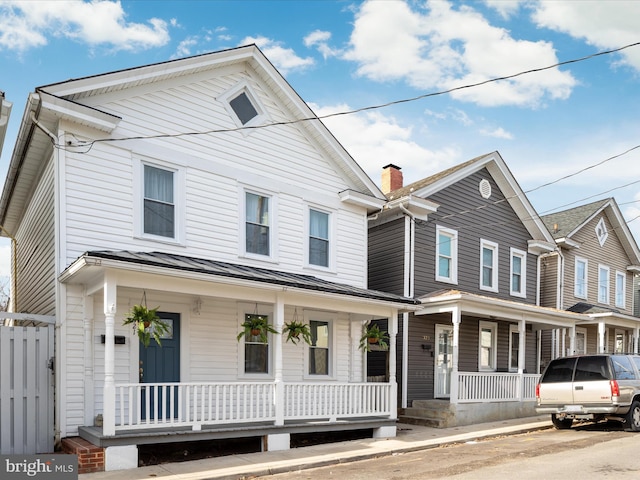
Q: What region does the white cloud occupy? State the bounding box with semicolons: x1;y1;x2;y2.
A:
531;0;640;70
240;36;314;75
480;127;513;140
343;0;576;107
0;0;170;52
483;0;525;19
312;102;461;184
304;30;341;59
0;241;10;279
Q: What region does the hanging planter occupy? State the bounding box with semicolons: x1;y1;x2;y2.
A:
359;322;389;352
122;293;170;348
237;313;278;343
283;309;312;345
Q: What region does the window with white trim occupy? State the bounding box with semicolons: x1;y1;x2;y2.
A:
480;239;499;292
239;310;273;375
574;256;588;299
508;324;519;372
595;217;608;246
615;271;626;308
479;321;497;371
436;226;458;284
305;311;333;377
598;264;610;304
143;164;175;238
575;327;587;355
510;248;526;298
219;82;266;131
245;191;270;256
309;208;330;268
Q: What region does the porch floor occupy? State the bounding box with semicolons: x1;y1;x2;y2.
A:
78;417;395;448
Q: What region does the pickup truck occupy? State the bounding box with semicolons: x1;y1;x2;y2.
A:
535;354;640;431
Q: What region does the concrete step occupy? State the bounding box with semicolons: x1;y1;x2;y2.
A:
397;415;446;428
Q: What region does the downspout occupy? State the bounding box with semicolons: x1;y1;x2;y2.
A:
399;202;414;409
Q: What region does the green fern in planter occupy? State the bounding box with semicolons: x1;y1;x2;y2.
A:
123;304;170;347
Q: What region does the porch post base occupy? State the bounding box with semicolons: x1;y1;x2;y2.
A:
263;433;290;452
373;425;396;439
105;445;138;471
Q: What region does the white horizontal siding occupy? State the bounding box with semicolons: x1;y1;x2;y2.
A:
61;66;370;287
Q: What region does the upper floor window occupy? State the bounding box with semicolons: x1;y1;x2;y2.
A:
309;209;329;268
510;248;526;298
229;91;258;125
245;192;270;256
436;226;457;284
574;256;588;299
219;82;266;131
480;239;499;292
479;321;497;371
144;165;175;238
595;217;608;246
615;271;626;308
598;265;610;304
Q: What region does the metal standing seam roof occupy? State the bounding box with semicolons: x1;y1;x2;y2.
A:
76;251;420;305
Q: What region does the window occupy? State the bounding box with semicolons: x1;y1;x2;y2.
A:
144;164;175;238
510;248;526;297
616;271;626;308
479;321;497;371
245;192;270;256
309;320;330;375
309;209;329;267
509;325;519;372
598;265;610;304
574;257;588;299
595;217;608;246
242;313;271;374
230;92;258;125
575;328;587;355
480;239;499;292
436;226;457;284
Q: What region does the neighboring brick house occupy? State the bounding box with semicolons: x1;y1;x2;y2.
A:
540;198;640;362
368;152;588;427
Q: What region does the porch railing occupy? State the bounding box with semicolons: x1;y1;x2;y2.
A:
113;381;393;432
455;372;540;403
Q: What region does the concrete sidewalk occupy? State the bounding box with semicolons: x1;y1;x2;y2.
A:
79;416;552;480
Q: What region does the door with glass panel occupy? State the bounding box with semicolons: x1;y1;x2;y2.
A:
434;324;452;398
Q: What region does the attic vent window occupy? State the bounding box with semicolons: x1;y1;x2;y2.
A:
595;217;608;246
230;92;258;125
479;179;492;199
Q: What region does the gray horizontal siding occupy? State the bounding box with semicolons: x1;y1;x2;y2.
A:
368;217;406;296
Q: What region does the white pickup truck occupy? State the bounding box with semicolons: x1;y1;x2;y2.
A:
535;354;640;431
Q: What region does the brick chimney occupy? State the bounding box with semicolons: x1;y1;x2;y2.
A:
381;164;403;194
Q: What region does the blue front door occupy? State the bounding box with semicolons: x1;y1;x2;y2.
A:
139;312;180;419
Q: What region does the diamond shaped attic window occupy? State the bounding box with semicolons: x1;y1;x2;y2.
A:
595;217;608;246
230;92;258;125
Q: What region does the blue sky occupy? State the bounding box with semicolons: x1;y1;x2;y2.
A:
1;0;640;280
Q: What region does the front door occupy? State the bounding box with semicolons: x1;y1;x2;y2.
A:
139;312;180;419
434;324;452;398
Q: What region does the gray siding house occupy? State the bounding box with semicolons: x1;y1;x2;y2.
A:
540;198;640;362
368;152;589;427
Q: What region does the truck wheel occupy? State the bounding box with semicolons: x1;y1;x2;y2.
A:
624;401;640;432
551;414;573;430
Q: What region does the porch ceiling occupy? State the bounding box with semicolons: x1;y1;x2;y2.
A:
416;289;591;327
59;250;421;311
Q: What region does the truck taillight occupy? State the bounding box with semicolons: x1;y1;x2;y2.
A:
610;380;620;397
536;383;540;398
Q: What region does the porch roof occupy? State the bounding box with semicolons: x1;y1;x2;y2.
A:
415;289;591;326
60;250;420;308
569;302;640;329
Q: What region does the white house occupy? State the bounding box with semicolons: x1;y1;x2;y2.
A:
0;45;418;472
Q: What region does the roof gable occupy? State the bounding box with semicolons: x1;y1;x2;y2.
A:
388;151;555;247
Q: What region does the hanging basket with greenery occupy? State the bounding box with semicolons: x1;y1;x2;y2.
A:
283;319;312;345
123;296;170;347
359;322;389;352
237;313;278;343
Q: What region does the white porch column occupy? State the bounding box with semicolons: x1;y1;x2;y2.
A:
103;273;117;436
450;307;461;405
598;322;606;353
388;309;398;420
274;295;285;426
569;325;576;356
634;327;640;354
518;319;526;374
401;312;409;408
83;295;95;427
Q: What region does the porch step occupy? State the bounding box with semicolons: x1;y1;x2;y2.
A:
398;400;455;429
